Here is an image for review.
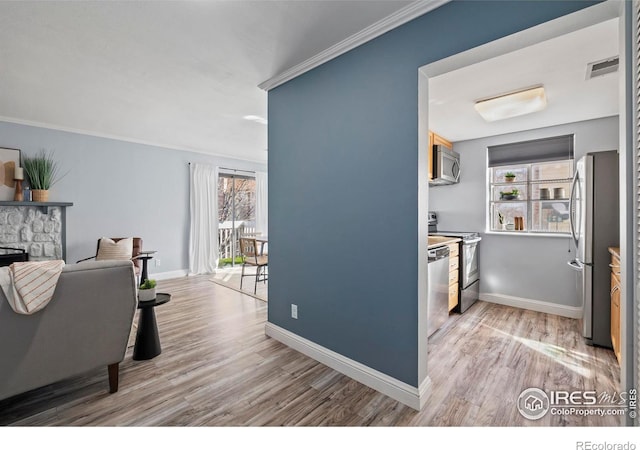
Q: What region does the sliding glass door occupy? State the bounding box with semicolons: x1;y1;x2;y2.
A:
217;173;256;267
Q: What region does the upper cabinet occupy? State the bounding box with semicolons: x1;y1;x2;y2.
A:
428;131;453;180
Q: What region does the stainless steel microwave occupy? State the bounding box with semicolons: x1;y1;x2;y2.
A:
431;145;460;185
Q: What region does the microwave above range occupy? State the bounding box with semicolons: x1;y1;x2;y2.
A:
430;145;460;186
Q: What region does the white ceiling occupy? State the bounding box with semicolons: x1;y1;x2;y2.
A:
1;3;619;160
429;18;619;143
0;0;412;162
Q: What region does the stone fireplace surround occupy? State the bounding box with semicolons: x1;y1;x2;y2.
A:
0;202;72;262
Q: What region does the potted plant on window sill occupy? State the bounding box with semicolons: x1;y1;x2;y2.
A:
138;279;157;302
500;188;519;200
498;212;506;230
504;172;516;182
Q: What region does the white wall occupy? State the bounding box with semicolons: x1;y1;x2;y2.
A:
429;116;619;308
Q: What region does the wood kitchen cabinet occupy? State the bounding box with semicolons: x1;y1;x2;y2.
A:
448;242;459;311
428;131;453;180
608;247;621;365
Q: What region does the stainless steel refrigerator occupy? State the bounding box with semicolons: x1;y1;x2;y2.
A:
567;150;619;348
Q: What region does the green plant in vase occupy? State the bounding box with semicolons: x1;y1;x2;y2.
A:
138;279;157;301
504;172;516;182
500;188;519;200
22;150;66;202
140;279;157;290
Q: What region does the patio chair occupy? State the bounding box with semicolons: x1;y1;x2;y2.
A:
239;237;268;294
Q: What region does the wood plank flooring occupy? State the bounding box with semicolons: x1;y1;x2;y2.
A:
0;275;622;426
209;266;268;301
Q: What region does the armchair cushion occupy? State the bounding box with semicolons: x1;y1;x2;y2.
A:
96;237;133;261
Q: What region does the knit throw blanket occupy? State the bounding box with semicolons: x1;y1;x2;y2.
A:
0;260;65;315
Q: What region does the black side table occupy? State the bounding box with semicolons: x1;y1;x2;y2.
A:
133;293;171;361
136;250;156;286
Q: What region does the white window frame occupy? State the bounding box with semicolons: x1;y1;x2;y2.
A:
487;159;574;235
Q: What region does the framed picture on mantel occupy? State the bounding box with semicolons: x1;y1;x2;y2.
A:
0;148;21;201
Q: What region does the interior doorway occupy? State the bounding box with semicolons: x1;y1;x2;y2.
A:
417;0;633;417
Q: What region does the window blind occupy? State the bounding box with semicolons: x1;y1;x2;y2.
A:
487;134;574;167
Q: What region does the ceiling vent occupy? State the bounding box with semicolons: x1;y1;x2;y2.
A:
586;56;619;80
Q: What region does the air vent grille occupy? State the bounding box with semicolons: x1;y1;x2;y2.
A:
586;56;619;79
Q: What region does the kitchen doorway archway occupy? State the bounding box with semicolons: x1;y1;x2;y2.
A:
416;0;634;423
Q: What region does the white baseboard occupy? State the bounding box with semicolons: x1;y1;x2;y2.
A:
479;293;582;319
151;269;188;281
418;375;432;410
265;322;429;411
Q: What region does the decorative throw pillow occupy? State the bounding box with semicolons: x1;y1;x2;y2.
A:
96;237;133;261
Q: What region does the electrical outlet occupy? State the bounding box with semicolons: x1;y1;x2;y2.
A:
291;304;298;319
155;259;161;267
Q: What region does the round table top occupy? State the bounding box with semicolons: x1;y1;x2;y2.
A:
138;292;171;309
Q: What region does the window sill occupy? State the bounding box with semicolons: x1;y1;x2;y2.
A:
485;231;571;238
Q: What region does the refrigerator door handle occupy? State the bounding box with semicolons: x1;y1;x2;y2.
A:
569;170;579;245
582;263;593;340
567;259;583;271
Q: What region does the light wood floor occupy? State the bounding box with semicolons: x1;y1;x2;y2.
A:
209;266;268;301
0;275;622;426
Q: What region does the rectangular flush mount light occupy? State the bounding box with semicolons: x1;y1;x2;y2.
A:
474;86;546;122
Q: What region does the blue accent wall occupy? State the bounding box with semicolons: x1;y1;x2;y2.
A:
268;1;599;386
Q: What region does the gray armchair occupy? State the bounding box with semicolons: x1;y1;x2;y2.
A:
0;260;137;401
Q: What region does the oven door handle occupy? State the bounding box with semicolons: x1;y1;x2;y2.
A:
463;237;482;245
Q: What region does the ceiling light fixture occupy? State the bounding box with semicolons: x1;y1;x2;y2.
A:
243;115;268;125
474;86;547;122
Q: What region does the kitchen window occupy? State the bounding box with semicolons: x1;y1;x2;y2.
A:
488;135;574;234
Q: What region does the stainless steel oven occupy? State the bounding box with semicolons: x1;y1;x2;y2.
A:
428;212;481;313
457;236;481;313
461;237;481;288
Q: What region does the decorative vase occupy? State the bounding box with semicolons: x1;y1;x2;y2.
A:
553;187;566;199
13;180;23;201
540;188;550;200
31;189;49;202
505;176;515;183
138;287;156;302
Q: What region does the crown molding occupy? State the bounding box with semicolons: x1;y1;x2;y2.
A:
258;0;450;91
0;116;267;164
